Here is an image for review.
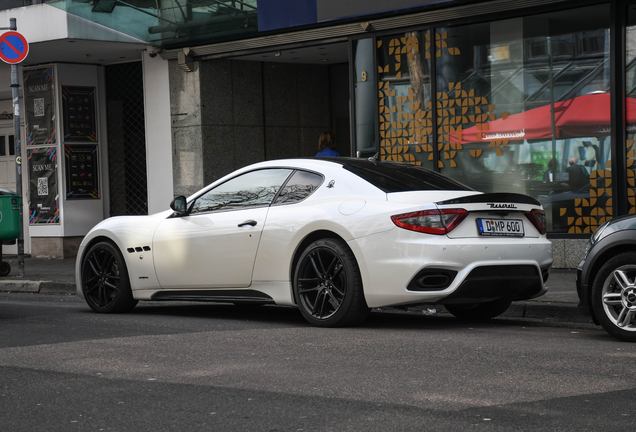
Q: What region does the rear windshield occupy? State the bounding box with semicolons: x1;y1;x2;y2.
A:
337;159;473;193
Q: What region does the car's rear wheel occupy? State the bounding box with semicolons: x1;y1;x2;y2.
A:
81;241;138;313
445;298;512;320
294;238;369;327
591;252;636;342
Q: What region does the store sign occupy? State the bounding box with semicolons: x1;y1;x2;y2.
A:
24;67;56;146
257;0;456;31
28;148;59;225
316;0;455;22
65;145;100;200
62;86;97;142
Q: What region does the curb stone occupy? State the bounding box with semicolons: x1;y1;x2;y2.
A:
0;281;76;294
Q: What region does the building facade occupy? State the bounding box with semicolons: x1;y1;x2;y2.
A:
2;0;636;268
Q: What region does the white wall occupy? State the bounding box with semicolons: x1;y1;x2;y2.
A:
142;51;174;213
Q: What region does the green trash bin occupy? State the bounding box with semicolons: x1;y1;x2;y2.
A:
0;189;20;276
0;189;20;242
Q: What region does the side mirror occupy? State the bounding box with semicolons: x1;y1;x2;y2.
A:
170;196;188;215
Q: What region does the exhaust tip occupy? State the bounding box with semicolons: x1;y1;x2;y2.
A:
408;269;457;291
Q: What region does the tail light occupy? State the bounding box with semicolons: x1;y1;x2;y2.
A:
525;209;547;235
391;209;468;235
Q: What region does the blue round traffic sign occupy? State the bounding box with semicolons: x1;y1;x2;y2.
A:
0;31;29;64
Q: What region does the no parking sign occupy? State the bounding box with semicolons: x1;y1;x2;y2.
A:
0;31;28;64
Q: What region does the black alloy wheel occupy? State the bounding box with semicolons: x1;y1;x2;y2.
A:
81;241;138;313
294;238;369;327
592;252;636;342
445;298;512;320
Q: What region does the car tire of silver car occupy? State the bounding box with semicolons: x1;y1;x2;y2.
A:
444;298;513;320
294;238;370;327
591;252;636;342
81;241;138;314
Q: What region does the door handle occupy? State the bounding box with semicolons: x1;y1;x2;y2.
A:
238;220;257;227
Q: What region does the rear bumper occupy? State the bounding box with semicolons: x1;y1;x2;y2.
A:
351;228;553;308
436;264;548;305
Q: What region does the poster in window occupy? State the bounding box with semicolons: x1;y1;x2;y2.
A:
65;145;100;199
28;147;60;224
62;86;97;142
23;67;56;146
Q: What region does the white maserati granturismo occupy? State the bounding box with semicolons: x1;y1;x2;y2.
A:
76;157;553;327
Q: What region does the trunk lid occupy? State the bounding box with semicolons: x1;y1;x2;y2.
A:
436;193;544;239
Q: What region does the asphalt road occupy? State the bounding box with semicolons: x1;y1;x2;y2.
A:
1;293;635;432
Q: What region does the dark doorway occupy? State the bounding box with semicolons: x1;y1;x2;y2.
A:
105;62;148;216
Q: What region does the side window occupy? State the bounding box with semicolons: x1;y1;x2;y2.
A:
190;169;293;214
274;170;324;205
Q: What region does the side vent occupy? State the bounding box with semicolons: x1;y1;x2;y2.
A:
128;246;152;253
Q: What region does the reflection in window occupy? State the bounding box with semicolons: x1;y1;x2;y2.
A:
377;30;434;168
432;5;610;233
274;170;323;205
191;169;292;214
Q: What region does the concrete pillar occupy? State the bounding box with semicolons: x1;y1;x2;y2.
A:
169;59;204;197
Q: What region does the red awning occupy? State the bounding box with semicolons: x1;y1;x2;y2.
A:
452;93;636;143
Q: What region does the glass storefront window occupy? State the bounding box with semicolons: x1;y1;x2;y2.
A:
433;5;610;233
377;30;434;168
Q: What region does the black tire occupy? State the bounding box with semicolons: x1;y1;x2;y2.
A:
293;238;370;327
81;241;138;313
0;261;10;277
591;252;636;342
445;298;512;320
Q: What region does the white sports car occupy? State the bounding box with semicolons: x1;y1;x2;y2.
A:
76;157;553;327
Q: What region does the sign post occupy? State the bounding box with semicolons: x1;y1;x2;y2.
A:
0;19;29;277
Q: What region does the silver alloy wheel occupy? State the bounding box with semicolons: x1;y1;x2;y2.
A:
601;265;636;332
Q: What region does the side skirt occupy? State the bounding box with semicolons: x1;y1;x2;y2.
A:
150;289;275;305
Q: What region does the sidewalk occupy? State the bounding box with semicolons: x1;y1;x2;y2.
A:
0;255;579;304
0;256;76;294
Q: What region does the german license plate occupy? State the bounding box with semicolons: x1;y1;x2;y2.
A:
477;219;524;237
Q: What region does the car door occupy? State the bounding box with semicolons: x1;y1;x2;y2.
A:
152;168;293;289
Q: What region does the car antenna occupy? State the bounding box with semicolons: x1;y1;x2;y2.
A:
368;152;380;163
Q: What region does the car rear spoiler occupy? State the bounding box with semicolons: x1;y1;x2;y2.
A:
437;192;541;206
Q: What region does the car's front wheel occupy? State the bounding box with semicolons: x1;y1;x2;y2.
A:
81;241;138;313
294;238;369;327
592;252;636;342
445;298;512;320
